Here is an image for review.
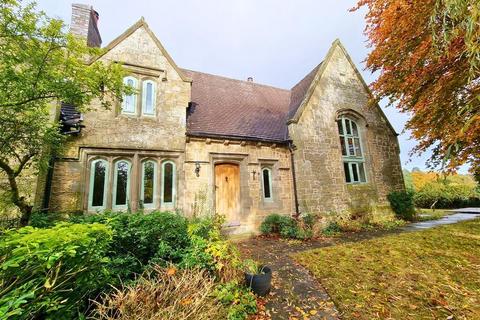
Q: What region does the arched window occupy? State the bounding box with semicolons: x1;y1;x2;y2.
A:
161;161;176;206
88;159;109;210
122;76;137;114
113;160;131;209
337;116;367;183
262;168;273;201
142;80;156;116
141;160;157;208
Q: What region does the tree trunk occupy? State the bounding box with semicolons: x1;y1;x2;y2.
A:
6;173;33;226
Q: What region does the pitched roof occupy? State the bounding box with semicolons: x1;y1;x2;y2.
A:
287;63;322;120
183;69;292;142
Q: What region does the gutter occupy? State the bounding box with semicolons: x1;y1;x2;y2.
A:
186;132;288;145
288;140;300;217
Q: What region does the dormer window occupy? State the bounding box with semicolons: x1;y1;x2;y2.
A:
142;80;156;116
122;76;137;114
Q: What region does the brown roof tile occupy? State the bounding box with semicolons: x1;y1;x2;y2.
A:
182;64;321;142
287;63;322;120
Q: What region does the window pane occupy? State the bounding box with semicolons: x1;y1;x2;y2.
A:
143;162;155;204
123;78;136;113
352;163;359;182
263;169;271;199
144;82;154;114
343;162;351;183
340;137;347;156
351;121;358;136
345;119;352;135
163;163;173;203
354;138;362;156
347;138;355;156
359;162;366;182
115;161;129;206
337;120;343;135
92;161;106;207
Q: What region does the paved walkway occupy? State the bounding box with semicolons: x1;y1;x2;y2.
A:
402;212;480;231
239;211;480;320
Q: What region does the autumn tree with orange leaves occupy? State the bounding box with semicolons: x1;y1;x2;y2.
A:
353;0;480;179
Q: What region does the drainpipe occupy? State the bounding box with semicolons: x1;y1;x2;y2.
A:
41;156;55;212
288;140;300;217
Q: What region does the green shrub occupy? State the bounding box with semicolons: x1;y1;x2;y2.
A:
387;191;416;221
260;214;313;239
71;211;190;281
29;212;67;228
413;182;480;209
0;223;112;319
213;281;257;320
322;221;342;236
180;216;242;283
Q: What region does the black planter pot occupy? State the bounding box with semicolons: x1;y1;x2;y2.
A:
244;266;272;296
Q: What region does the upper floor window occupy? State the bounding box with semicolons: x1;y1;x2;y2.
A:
337;116;367;184
113;160;131;209
88;159;109;210
122;76;137;114
261;168;273;201
142;80;156;116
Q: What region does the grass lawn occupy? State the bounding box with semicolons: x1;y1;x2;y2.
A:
294;220;480;319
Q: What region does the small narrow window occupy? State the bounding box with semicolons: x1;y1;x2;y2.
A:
162;161;175;206
262;168;273;201
337;116;367;184
122;76;137;114
113;160;131;209
142;80;156;116
141;160;157;208
89;159;108;210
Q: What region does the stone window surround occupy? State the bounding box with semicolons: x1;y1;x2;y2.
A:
83;149;181;212
257;159;282;210
335;109;369;185
120;73;160;118
140;160;157;209
261;167;273;202
87;159;109;211
112;159;132;211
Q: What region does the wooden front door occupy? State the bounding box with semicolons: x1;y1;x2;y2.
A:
215;163;240;222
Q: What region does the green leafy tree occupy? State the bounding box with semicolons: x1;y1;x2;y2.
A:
0;0;129;225
353;0;480;174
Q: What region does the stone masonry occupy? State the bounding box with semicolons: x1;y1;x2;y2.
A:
37;14;405;234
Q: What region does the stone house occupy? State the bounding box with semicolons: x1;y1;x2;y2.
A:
35;4;404;234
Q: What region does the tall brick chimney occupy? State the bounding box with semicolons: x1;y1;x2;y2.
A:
70;3;102;47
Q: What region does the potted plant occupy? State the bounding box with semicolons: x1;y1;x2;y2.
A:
243;259;272;296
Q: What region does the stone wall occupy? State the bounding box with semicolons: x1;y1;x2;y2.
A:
47;24;190;213
288;42;404;216
184;138;294;234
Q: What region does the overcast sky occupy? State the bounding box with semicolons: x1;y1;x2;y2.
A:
36;0;456;172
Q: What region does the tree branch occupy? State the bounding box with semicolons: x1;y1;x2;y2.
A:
0;94;58;107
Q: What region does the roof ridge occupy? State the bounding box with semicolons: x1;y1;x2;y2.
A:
180;68;290;92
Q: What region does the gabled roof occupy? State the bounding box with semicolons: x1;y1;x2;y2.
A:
90;18;398;141
92;18;191;82
183;69;291;142
287;62;322;120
